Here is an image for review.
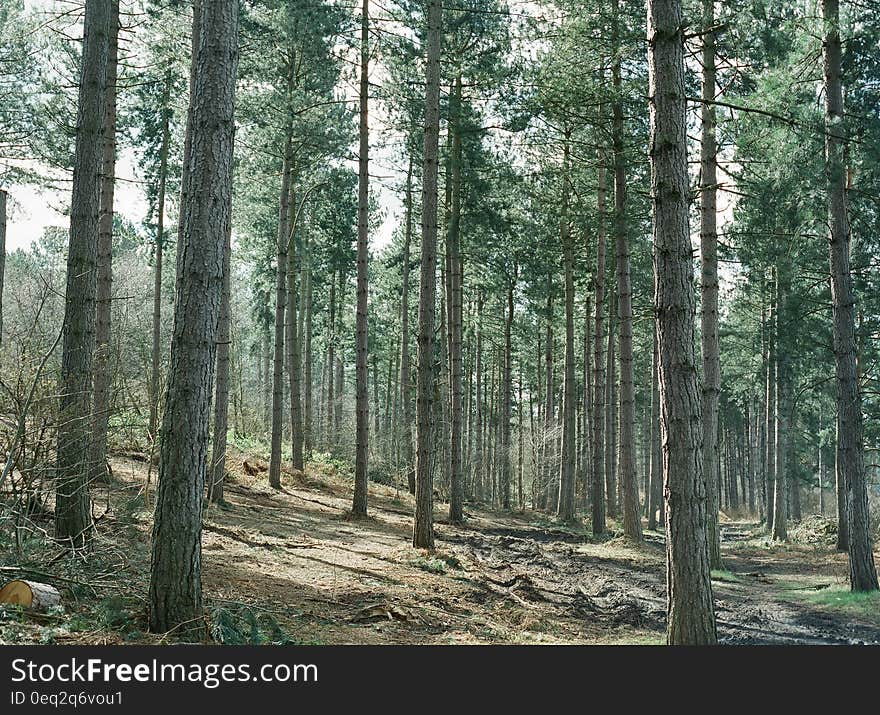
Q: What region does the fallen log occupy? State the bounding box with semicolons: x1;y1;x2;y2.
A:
0;579;62;611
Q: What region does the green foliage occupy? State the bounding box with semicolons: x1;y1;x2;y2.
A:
210;605;297;645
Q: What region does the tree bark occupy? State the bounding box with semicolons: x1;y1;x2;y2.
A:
605;288;617;519
55;0;111;547
558;132;576;523
823;0;877;589
302;233;314;456
591;142;607;536
209;225;232;503
447;74;464;523
647;323;661;530
148;71;172;470
353;0;370;517
286;198;303;473
413;0;442;549
400;159;415;494
268;139;293;489
90;0;119;487
648;0;717;644
764;272;777;531
0;188;6;342
612;1;641;540
149;0;238;636
699;0;722;568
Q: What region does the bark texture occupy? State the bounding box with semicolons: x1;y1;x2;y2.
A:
353;0;370;517
558;134;576;523
413;0;442;549
822;0;878;590
268;139;292;489
612;1;641;541
55;0;111;547
699;0;722;568
148;0;238;636
648;0;717;645
591;144;607;536
209;227;232;503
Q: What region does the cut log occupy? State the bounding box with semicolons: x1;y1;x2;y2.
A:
0;580;62;611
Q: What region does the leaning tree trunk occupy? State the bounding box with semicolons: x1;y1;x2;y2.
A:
558;132;576;523
612;0;641;541
648;0;717;645
209;225;232;503
90;0;119;487
268;138;292;489
149;0;238;636
353;0;370;517
55;0;111;547
699;0;722;568
413;0;442;550
591;142;608;536
822;0;878;590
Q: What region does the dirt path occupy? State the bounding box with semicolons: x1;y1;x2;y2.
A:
5;453;877;645
192;456;880;645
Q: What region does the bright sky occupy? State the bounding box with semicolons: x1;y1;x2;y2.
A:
6;0;400;254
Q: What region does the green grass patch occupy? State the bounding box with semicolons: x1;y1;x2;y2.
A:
711;569;741;583
798;585;880;622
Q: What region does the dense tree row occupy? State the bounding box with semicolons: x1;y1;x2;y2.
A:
0;0;878;644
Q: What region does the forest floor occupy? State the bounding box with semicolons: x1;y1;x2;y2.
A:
2;449;880;645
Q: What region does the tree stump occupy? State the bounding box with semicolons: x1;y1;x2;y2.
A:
0;580;62;611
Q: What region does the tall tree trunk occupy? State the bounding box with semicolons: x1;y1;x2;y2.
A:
334;272;346;442
605;289;617;518
765;273;777;531
502;270;516;511
325;274;336;449
209;225;232;503
55;0;111;547
148;0;238;635
543;276;555;511
148;71;172;476
400;159;415;494
699;0;722;568
174;0;201;290
413;0;442;550
647;324;661;530
612;1;641;541
0;188;6;342
473;291;483;500
518;368;524;511
353;0;370;517
591;143;607;536
822;0;878;591
448;74;464;523
90;0;118;486
648;0;717;645
582;294;592;508
302;234;314;456
558;131;576;523
287;193;303;472
268;139;293;489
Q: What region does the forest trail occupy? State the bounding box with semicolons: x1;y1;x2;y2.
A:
3;452;879;645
